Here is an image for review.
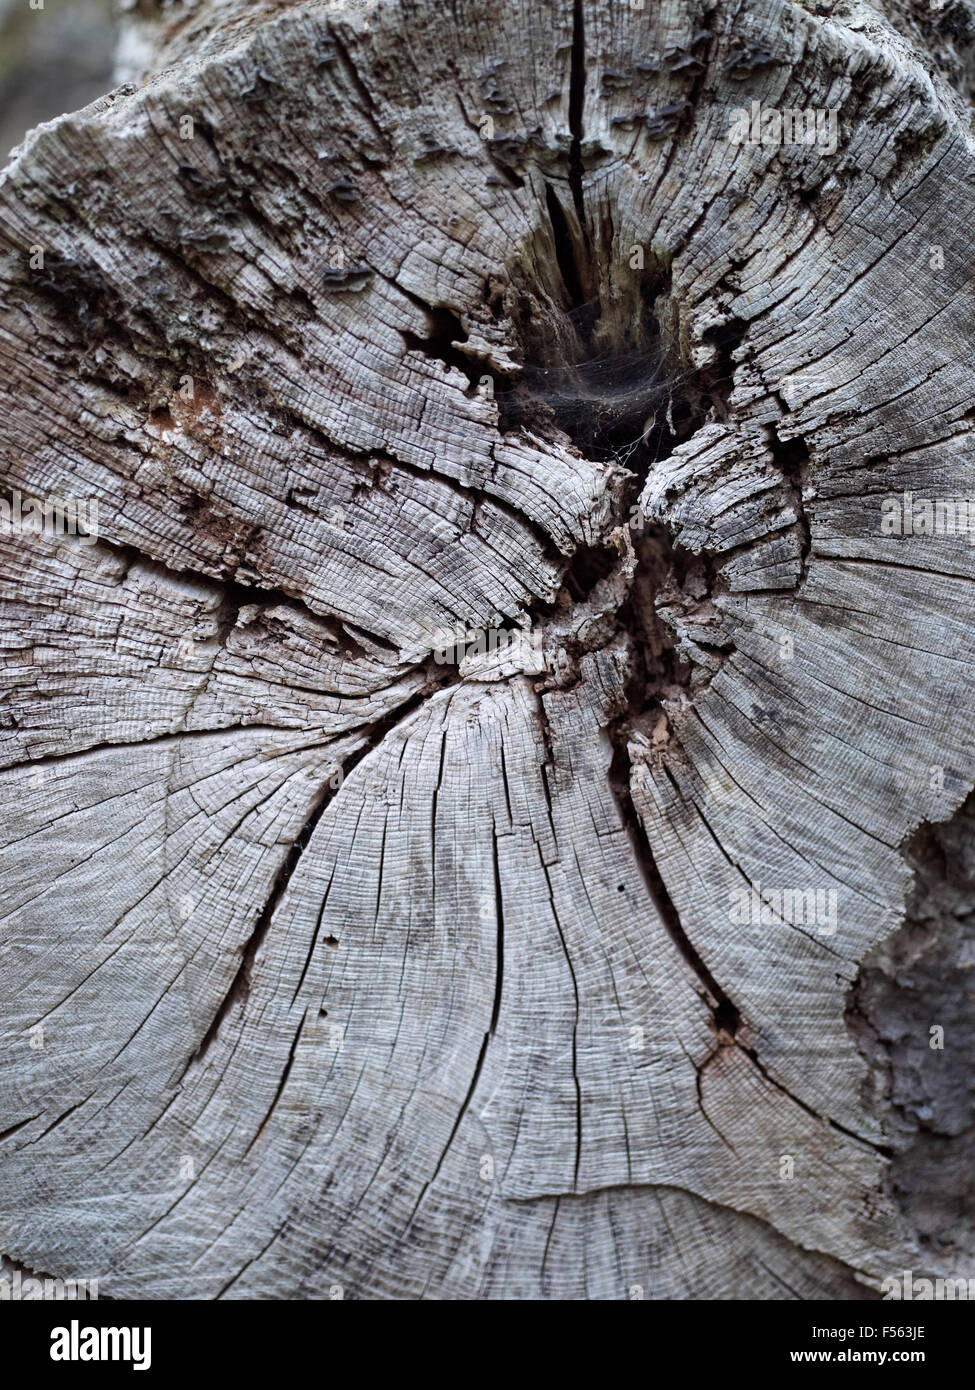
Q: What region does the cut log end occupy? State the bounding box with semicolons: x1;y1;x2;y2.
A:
1;0;974;1299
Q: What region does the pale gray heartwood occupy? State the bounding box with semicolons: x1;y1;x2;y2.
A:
0;0;972;1298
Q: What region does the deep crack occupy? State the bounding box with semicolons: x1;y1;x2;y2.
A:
180;677;451;1077
607;723;741;1039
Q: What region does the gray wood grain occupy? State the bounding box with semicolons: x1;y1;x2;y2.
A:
1;0;972;1298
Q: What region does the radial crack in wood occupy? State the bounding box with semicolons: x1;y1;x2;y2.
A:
1;0;974;1299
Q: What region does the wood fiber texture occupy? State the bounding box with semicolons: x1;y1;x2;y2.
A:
1;0;974;1298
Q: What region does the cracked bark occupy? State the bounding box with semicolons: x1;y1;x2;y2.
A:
1;0;974;1300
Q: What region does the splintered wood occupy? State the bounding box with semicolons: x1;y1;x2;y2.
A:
1;0;973;1298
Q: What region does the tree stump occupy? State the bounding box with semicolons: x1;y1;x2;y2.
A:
1;0;973;1299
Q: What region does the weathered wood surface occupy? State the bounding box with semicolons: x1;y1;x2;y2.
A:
1;0;973;1298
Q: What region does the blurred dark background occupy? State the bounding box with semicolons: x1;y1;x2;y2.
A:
0;0;115;166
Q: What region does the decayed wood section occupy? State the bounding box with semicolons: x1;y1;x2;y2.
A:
1;0;973;1299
